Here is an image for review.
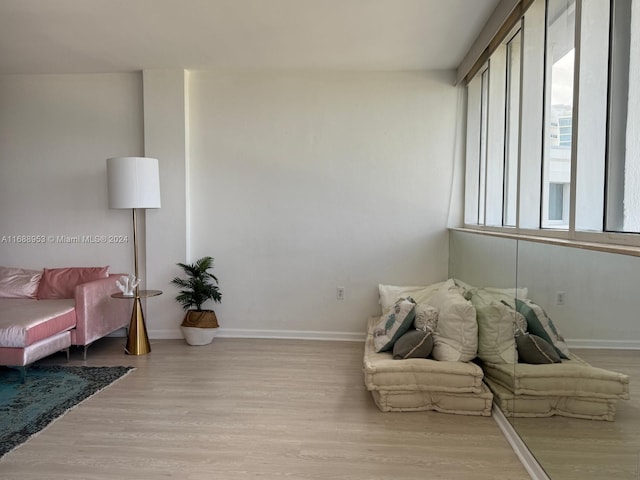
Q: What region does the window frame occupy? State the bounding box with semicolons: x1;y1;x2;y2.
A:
462;0;640;250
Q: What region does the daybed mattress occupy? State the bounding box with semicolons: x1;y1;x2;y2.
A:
364;317;485;393
482;354;629;400
371;383;493;415
485;377;618;421
364;317;492;415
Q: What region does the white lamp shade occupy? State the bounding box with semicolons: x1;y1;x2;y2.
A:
107;157;161;209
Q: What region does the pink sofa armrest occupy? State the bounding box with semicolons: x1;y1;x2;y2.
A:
71;274;132;346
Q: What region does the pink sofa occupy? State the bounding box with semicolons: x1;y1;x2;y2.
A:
0;266;132;379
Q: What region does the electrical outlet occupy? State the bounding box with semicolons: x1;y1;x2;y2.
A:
556;291;566;305
337;287;345;300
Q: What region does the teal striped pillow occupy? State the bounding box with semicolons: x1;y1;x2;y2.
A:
373;298;417;353
515;299;570;359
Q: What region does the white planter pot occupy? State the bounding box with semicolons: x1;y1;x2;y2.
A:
181;326;219;346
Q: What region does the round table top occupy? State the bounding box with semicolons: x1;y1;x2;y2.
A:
111;289;163;299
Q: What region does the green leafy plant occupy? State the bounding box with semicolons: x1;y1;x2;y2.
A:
171;256;222;311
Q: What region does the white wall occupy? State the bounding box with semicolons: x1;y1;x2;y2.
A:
0;73;143;272
143;70;191;338
188;70;459;339
0;70;460;341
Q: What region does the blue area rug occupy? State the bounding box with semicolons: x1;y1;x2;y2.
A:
0;365;134;458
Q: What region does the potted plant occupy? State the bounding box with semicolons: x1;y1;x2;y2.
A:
171;256;222;345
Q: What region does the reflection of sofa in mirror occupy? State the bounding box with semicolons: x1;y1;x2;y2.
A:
455;280;630;421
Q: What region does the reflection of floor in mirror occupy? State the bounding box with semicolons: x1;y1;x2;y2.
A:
513;349;640;480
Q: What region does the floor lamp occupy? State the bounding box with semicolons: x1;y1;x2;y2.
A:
106;156;161;355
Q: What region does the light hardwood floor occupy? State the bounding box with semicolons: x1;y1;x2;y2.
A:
1;337;529;480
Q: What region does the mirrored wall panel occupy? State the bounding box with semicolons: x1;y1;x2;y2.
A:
450;229;640;479
449;230;518;288
513;241;639;479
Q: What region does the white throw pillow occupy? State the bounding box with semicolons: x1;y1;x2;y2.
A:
427;279;478;362
483;287;528;309
453;278;528;309
470;288;519;364
378;282;444;313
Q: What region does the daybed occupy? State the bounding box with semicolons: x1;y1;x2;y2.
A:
0;266;131;378
364;318;493;415
458;280;630;421
365;278;629;421
363;280;493;416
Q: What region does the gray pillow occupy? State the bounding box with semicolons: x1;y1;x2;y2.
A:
393;330;434;360
516;333;561;364
515;299;569;359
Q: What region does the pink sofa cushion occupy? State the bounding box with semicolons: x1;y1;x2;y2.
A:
0;266;43;299
37;267;110;300
0;331;72;367
0;298;76;347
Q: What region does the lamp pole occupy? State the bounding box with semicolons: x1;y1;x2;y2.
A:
125;207;151;355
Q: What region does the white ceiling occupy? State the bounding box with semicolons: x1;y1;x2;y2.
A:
0;0;499;74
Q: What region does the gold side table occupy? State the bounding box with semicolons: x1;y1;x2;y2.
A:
112;289;162;355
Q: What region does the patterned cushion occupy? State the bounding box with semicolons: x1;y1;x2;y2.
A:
414;303;438;332
373;298;416;353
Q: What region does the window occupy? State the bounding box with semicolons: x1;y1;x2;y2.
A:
463;26;522;228
606;0;640;233
548;182;568;222
574;0;609;232
478;68;489;225
503;30;522;227
541;0;575;229
463;0;640;247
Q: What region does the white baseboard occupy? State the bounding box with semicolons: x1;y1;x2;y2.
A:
492;405;550;480
566;338;640;350
148;328;365;342
216;328;365;342
148;329;183;339
148;333;640;347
